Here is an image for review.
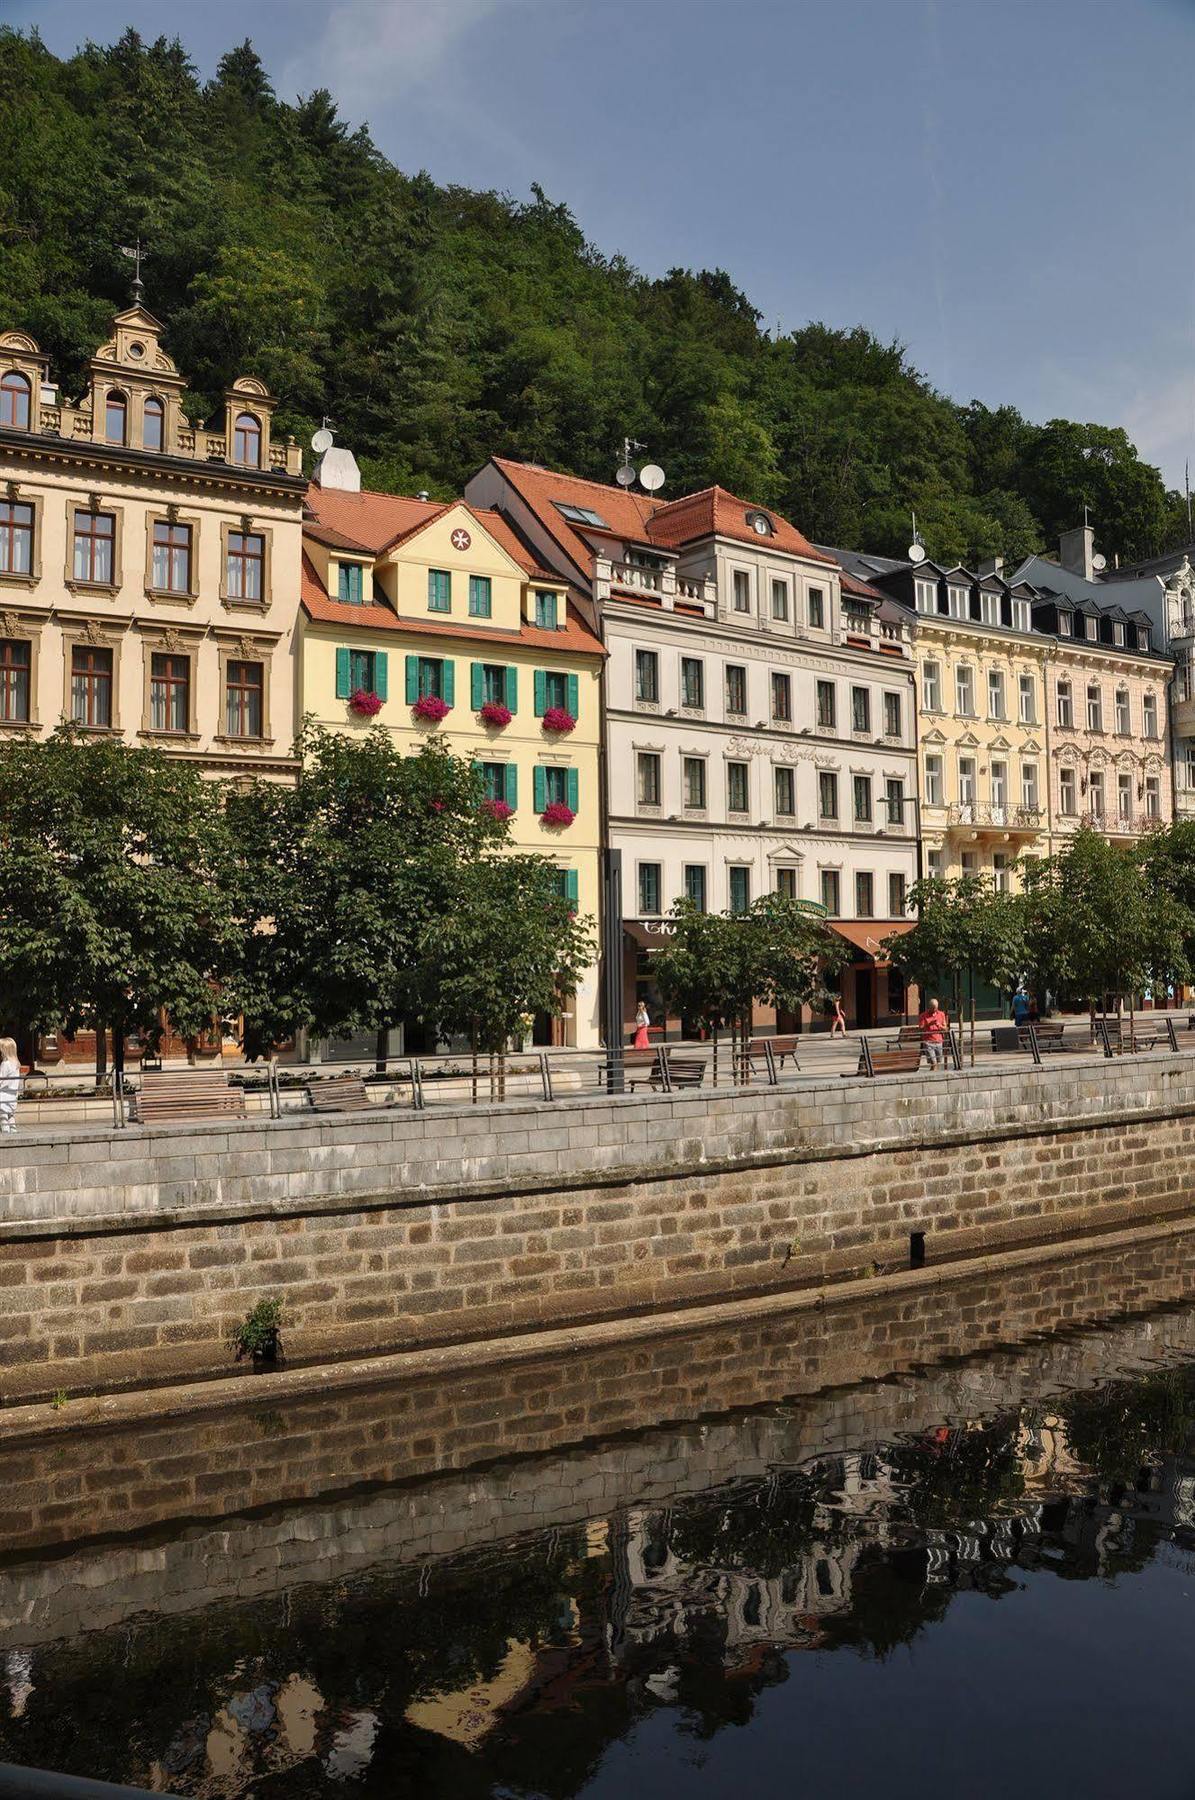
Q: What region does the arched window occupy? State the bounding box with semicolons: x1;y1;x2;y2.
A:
0;371;31;430
105;390;127;446
233;411;261;467
143;396;164;453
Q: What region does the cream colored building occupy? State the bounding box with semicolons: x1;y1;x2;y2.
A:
0;304;305;774
301;445;605;1046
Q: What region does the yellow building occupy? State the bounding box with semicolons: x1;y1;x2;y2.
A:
871;562;1051;886
301;450;605;1046
0;302;305;776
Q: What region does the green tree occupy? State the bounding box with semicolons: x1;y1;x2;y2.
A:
0;730;233;1075
884;874;1024;1020
223;725;505;1059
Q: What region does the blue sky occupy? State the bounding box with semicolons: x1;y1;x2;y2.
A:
12;0;1195;489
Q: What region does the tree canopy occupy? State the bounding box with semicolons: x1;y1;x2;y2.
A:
0;26;1189;565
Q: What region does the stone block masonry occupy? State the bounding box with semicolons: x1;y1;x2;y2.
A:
2;1051;1195;1399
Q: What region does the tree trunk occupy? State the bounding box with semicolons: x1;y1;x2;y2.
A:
94;1026;107;1088
374;1026;388;1075
111;1025;125;1082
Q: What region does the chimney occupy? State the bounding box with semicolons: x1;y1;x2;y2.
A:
977;556;1004;578
1059;524;1095;581
312;439;361;493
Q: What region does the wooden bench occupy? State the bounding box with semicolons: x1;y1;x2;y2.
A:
853;1043;925;1078
885;1024;926;1052
306;1074;373;1113
1093;1019;1161;1055
744;1035;800;1082
624;1050;707;1092
128;1073;248;1124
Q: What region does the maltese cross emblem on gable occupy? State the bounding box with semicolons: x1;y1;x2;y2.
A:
450;527;471;552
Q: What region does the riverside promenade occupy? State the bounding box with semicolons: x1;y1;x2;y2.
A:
3;1041;1195;1407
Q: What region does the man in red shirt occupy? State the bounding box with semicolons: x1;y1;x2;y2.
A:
919;996;948;1070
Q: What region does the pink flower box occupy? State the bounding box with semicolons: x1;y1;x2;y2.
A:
541;800;575;827
348;688;383;717
541;706;576;735
413;693;451;722
479;701;512;727
482;798;514;821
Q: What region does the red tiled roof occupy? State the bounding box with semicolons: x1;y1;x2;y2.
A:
300;553;604;659
840;570;886;602
486;457;834;573
304;482;562;583
648;486;836;564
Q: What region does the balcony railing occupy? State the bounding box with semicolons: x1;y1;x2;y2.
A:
947;804;1045;831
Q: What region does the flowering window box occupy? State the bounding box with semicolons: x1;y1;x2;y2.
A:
413;693;451;723
483;798;514;822
541;800;576;828
348;688;383;718
541;706;576;735
479;701;512;728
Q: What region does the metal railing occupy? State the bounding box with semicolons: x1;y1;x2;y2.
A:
9;1013;1193;1137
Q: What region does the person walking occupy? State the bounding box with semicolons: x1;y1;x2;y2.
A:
918;996;948;1072
0;1038;21;1133
632;1002;652;1051
830;996;847;1038
1011;988;1031;1028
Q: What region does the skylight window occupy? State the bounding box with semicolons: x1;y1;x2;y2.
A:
555;501;610;528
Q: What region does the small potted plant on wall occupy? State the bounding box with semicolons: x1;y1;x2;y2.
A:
232;1296;284;1366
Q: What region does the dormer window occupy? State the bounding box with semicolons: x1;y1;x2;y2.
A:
947;585;968;620
0;370;31;430
534;590;559;630
746;510;772;536
1058;613;1071;635
1011;599;1030;631
338;562;365;605
105;391;127;446
143;396;164;453
914;578;937;615
1113;622;1125;645
233;412;261;468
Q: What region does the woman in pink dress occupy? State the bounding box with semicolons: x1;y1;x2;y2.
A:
633;1002;651;1050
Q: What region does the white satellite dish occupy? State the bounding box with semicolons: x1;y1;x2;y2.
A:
1092;553;1107;572
907;541;927;563
615;463;637;487
311;427;333;455
639;463;665;493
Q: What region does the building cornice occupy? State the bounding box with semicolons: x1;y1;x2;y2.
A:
0;426;307;500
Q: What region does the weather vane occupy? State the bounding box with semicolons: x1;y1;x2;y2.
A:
119;240;148;304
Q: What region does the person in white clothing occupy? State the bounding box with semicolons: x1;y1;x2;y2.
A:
0;1038;20;1133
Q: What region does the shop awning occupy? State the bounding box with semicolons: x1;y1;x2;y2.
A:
624;920;670;951
829;920;913;966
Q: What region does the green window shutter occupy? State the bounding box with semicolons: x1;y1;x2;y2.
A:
374;652;388;701
566;673;579;718
534;669;547;716
566;767;579;813
566;869;579;907
335;647;351;699
505;763;518;809
471;662;484;710
533;766;547;813
507;666;518;714
405;656;419;704
442;659;455;707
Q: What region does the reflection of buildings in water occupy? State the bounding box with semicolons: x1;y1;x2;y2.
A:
145;1671;378;1796
1015;1414;1090;1491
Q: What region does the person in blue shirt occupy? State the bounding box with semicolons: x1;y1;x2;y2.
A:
1011;989;1032;1027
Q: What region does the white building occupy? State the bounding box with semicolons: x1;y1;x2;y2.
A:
466;460;919;1031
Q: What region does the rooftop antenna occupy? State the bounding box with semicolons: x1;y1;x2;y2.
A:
311;427;334;455
907;510;926;564
119;239;147;305
639;463;665;493
616;437;645;487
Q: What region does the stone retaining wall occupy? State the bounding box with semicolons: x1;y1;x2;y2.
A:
2;1052;1195;1399
4;1228;1195;1645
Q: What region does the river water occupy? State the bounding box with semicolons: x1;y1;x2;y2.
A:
5;1235;1195;1797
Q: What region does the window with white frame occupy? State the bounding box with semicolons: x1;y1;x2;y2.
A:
883;691;902;737
774;765;795;816
888;872;907;917
1115;688;1130;733
851;686;870;732
771;578;789;621
1059;766;1076;815
1021;762;1039;812
1058;612;1072;636
955;664;975;715
1118;772;1132;820
683;756;706;810
980;591;999;625
1146;775;1161;818
992;853;1010;893
987;669;1006;719
1089;770;1105;817
926;848;945;879
958;756;976;806
1057;679;1073;728
1086;683;1103;731
924;754;943;806
990;760;1007;809
1143;692;1159;738
732;570;751;613
947;585;968;620
1114;622;1126;645
637;752;661;807
921;661;941;711
1018;672;1036;723
1011;598;1031;631
680;656;704;709
915;578;937;615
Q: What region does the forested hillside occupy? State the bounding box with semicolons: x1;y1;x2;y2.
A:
0;26;1187;565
